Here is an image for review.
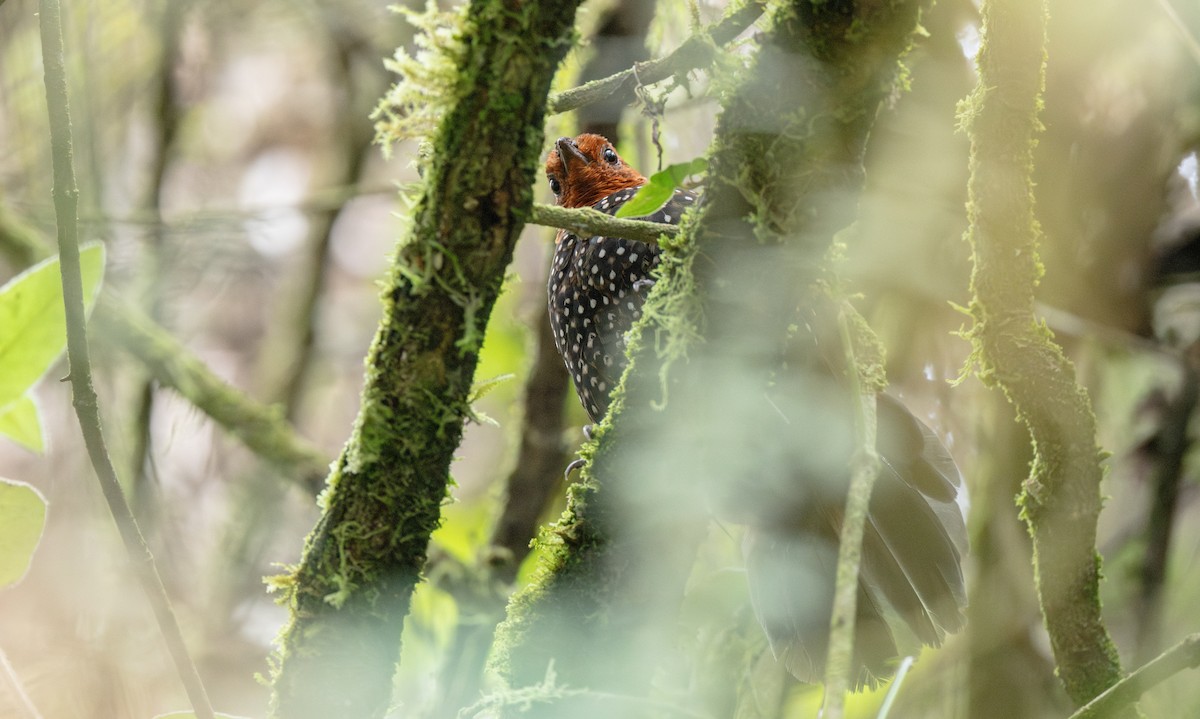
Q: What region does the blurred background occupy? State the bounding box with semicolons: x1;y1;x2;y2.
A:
1;0;1199;717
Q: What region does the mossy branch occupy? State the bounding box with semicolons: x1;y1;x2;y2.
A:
961;0;1127;708
529;203;679;243
0;206;331;494
37;0;215;716
1068;633;1200;719
268;2;584;717
95;294;332;492
546;0;766;116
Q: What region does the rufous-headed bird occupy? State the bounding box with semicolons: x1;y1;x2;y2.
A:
543;133;967;688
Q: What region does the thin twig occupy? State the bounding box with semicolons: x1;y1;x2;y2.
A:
821;304;882;719
1068;634;1200;719
37;2;215;717
0;645;43;719
529;203;679;243
876;656;915;719
547;0;765;115
1154;0;1200;68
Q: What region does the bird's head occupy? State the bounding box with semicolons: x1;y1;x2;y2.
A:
545;134;646;209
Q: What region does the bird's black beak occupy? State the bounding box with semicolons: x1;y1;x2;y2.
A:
555;137;589;178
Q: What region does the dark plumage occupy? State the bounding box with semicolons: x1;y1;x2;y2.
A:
545;134;696;422
543;133;967;689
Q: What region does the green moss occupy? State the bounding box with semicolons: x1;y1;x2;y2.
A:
959;0;1128;710
269;0;585;716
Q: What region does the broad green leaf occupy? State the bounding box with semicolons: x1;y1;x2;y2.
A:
615;157;707;218
0;478;48;589
0;395;44;453
152;713;250;719
0;243;105;408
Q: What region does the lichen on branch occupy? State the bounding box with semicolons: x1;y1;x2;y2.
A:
959;0;1128;709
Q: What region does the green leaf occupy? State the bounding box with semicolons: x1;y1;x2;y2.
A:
0;478;48;589
614;158;706;218
0;395;44;453
0;243;105;408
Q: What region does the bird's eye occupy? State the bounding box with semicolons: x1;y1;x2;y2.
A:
603;147;618;164
549;177;562;195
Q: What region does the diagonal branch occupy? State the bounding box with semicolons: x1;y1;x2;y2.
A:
95;294;332;493
547;0;765;116
0;208;331;494
1068;634;1200;719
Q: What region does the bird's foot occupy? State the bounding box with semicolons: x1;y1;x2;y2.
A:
563;457;586;481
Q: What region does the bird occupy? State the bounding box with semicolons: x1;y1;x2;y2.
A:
544;133;697;424
543;133;967;689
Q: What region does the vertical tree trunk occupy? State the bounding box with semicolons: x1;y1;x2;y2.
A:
268;2;583;717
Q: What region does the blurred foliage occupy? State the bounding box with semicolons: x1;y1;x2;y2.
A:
1;0;1199;717
0;245;105;452
0;478;47;589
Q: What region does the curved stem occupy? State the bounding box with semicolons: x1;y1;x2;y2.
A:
963;0;1127;707
37;0;215;717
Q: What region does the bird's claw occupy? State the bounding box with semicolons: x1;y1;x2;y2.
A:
563;457;586;481
562;425;597;481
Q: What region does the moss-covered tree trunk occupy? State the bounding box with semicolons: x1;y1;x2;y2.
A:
491;1;933;714
268;2;582;718
961;0;1128;710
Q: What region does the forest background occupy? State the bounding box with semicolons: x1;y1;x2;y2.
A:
2;0;1200;718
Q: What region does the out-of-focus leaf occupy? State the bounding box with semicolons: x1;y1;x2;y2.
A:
432;500;492;565
0;243;105;407
407;582;459;650
0;477;48;589
152;712;251;719
615;157;706;218
0;394;44;453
